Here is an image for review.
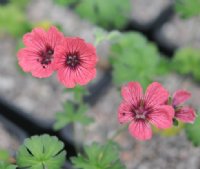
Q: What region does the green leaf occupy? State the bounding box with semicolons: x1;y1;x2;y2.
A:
175;0;200;19
0;161;17;169
64;85;89;103
0;149;9;161
71;0;130;29
0;4;31;38
71;142;125;169
110;32;162;88
172;48;200;81
16;134;66;169
54;102;93;131
185;115;200;146
9;0;29;9
93;28;121;46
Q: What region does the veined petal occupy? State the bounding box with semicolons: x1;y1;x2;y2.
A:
121;82;143;107
175;106;196;123
57;67;76;88
144;82;169;107
47;26;64;48
128;120;152;141
74;67;96;86
173;90;191;107
148;105;174;129
118;102;133;124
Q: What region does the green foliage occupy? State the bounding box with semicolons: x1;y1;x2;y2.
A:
175;0;200;19
0;4;30;37
0;161;16;169
93;28;121;46
16;134;66;169
110;32;163;88
0;149;9;161
64;85;89;103
9;0;29;9
172;48;200;81
54;102;93;131
0;150;16;169
71;142;125;169
185;114;200;146
61;0;130;29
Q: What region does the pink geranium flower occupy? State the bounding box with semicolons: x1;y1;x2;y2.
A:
172;90;196;123
53;37;98;88
17;26;64;78
118;82;174;141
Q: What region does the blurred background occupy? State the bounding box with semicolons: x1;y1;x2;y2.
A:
0;0;200;168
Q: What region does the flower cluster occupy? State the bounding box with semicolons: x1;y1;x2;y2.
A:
118;82;196;141
17;26;98;88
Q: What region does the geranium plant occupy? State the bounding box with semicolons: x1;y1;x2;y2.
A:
1;25;199;169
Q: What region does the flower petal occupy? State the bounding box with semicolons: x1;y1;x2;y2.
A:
47;26;64;48
54;37;98;88
128;120;152;141
172;90;191;107
23;28;47;50
74;67;96;86
144;82;169;107
57;67;76;88
23;32;33;47
148;105;174;129
121;82;143;107
118;102;133;124
175;106;196;123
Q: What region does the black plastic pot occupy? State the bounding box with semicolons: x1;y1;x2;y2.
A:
130;4;174;33
0;97;53;134
153;28;177;57
0;114;27;143
84;69;112;106
0;114;27;156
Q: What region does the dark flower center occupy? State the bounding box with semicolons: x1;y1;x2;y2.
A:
37;47;54;68
132;101;150;120
66;52;80;69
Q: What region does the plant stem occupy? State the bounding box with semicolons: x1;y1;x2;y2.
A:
109;124;128;140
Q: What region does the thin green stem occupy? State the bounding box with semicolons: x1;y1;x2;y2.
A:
109;124;128;140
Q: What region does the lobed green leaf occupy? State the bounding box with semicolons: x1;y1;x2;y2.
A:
16;134;66;169
110;32;164;88
71;142;125;169
54;102;93;131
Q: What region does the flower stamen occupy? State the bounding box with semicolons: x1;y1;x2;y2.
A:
66;52;80;68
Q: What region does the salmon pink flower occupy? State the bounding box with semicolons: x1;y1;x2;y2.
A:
17;26;64;78
118;82;174;141
54;37;98;88
171;90;196;123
